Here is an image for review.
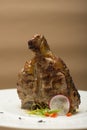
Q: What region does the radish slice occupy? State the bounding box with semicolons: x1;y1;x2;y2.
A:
49;95;70;116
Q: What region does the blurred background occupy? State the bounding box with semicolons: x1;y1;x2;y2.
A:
0;0;87;91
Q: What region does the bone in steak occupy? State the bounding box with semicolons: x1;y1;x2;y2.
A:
17;34;81;113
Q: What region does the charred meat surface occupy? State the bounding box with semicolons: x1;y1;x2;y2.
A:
17;34;81;113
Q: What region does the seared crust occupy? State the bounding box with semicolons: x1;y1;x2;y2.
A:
17;34;81;112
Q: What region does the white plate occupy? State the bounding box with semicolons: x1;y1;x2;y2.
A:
0;89;87;130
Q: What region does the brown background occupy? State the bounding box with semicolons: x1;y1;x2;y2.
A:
0;1;87;130
0;0;87;90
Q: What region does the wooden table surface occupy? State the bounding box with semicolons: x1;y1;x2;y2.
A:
0;0;87;90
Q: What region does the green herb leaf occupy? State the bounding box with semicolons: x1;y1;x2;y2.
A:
27;108;60;117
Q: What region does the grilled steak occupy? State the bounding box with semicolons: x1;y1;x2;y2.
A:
17;34;81;113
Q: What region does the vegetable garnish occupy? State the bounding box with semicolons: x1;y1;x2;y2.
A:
26;95;71;118
49;95;70;115
66;112;72;117
27;108;59;118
